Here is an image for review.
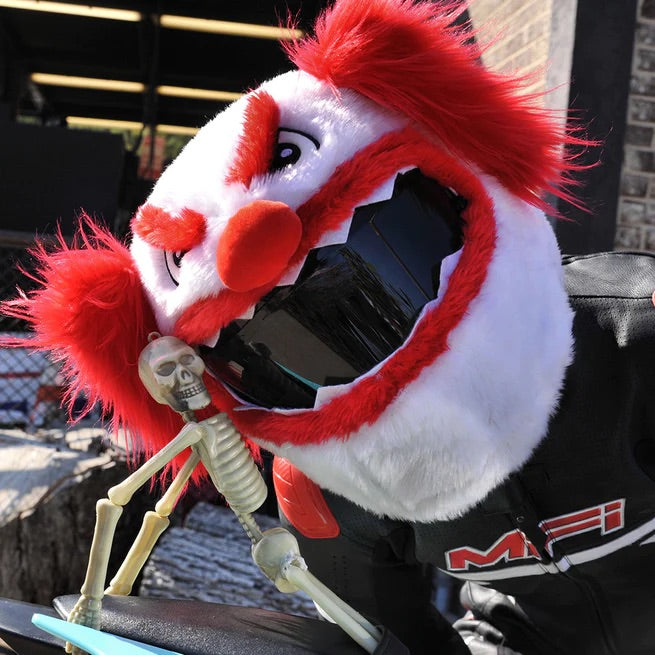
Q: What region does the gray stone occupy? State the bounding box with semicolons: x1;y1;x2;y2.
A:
630;98;655;122
619;199;647;224
0;430;161;605
625;148;655;172
637;22;655;47
631;75;655;96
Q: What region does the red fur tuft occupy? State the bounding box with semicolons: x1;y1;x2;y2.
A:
0;219;209;482
286;0;591;208
132;204;207;251
226;90;280;188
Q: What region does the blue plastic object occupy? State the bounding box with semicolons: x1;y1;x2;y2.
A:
31;613;184;655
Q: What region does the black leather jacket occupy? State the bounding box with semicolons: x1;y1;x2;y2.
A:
279;252;655;655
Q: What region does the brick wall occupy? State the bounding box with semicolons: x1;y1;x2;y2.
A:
616;0;655;251
467;0;580;113
466;1;578;131
468;0;554;98
470;1;644;252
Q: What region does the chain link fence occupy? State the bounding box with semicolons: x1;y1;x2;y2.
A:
0;233;69;430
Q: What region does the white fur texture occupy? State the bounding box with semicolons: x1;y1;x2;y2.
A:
131;70;573;523
254;177;573;522
131;70;404;336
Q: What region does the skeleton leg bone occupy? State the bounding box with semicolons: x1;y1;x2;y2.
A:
66;422;206;654
284;565;382;654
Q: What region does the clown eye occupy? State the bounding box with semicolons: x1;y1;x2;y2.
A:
164;250;187;287
272;143;301;169
270;128;320;172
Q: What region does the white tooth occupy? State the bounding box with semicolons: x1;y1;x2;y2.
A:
359;173;397;206
201;329;221;348
276;259;306;286
314;217;354;249
314;384;346;408
313;171;406;249
236;305;255;320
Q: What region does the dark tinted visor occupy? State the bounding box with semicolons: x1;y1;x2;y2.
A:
200;168;465;410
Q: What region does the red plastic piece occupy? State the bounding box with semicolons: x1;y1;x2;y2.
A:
273;457;340;539
217;200;302;293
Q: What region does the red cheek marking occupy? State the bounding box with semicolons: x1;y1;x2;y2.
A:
132;205;207;251
217;200;302;293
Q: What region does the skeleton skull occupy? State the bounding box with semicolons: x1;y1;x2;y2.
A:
138;334;211;413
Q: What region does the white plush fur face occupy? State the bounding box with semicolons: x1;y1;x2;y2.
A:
131;71;573;522
131;70;405;338
254;177;573;522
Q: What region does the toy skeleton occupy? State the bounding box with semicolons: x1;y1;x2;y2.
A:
66;333;381;655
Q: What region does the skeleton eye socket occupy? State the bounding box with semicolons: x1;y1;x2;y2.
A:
270;128;320;172
156;361;176;377
164;250;187;286
180;353;196;366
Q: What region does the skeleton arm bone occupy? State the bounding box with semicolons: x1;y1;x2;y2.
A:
105;449;201;596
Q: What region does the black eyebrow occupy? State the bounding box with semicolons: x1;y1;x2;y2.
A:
277;127;320;150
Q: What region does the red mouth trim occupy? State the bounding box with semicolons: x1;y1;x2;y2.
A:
175;129;496;447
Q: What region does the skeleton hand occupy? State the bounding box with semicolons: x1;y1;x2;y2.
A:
65;594;101;654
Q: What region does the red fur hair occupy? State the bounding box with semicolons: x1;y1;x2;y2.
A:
286;0;589;209
0;220;206;481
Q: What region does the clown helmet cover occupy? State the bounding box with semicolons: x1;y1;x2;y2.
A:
7;0;590;522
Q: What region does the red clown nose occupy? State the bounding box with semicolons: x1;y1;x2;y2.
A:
216;200;302;293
